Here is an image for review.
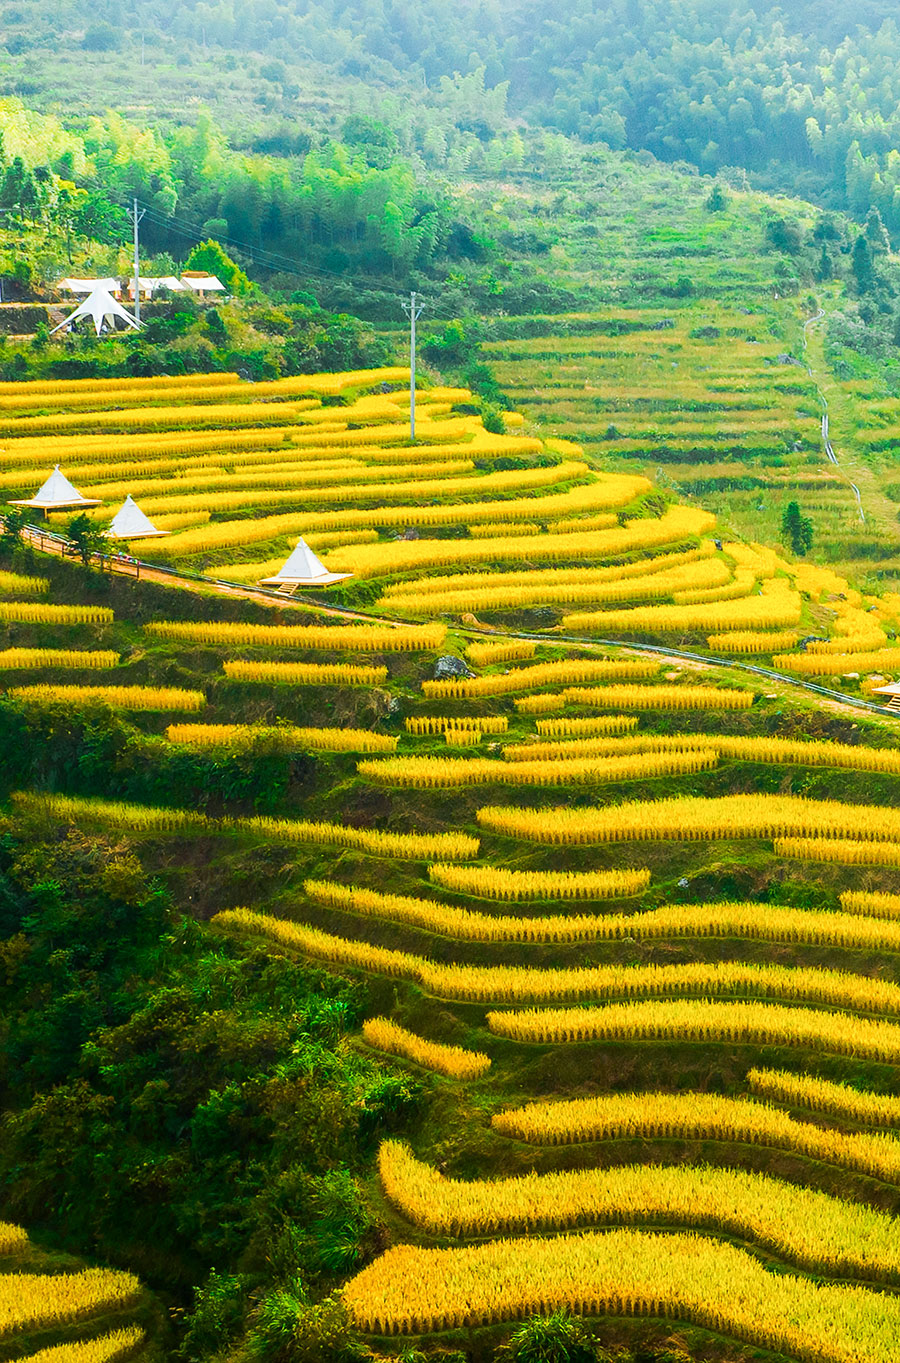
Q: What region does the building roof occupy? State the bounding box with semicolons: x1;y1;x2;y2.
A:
49;287;140;338
9;464;102;510
58;277;120;294
126;276;188;296
871;681;900;697
104;495;170;540
180;273;226;292
257;537;352;587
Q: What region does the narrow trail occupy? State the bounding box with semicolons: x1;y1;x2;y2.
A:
19;523;900;724
802;308;865;523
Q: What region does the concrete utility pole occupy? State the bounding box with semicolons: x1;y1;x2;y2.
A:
401;291;425;440
127;198;146;323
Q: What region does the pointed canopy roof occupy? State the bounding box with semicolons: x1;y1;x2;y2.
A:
58;277;121;294
9;464;102;510
257;536;352;588
104;495;170;540
49;287;140;337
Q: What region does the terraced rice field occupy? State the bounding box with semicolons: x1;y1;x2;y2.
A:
10;363;900;1361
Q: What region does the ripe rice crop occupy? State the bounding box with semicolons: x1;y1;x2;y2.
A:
502;731;900;775
224;660;389;687
24;1328;146;1363
391;556;734;616
0;1221;28;1253
379;545;715;603
0;1266;141;1332
377;1139;900;1282
547;513;619;533
361;1018;491;1079
535;715;639;737
166;724;398;753
358;748;716;788
707;630;800;653
0;569;48;595
672;571;755;606
0;648;118;670
475;792;900;846
11;684;205;711
0;602;113;625
561;684;753;711
11;792;478;860
153;484;681;565
841;890;900;919
443;727;483;746
343;1226;900;1354
205;912;900;1012
405;715;509;736
773;647;900;676
427;864;650;903
562;590;802;634
490;1090;900;1190
151;511;212;532
775;837;900;867
84;457;468;507
305;876;651;941
465;640;536;666
485;997;900;1062
0;371;240;396
468;521;541;537
747;1066;900;1128
148;620;445;651
422;658;657;699
0;399;321;437
326;879;900;951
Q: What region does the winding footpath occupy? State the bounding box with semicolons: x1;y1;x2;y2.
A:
802;308;865;523
17;522;900;725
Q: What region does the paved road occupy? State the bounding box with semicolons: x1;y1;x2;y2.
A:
19;523;900;723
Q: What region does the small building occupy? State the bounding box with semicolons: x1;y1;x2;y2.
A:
871;681;900;712
180;271;226;301
257;537;352;590
9;465;102;513
126;276;189;301
104;495;170;541
49;287;141;338
58;277;122;300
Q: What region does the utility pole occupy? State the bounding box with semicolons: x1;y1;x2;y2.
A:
127;198;146;323
401;291;425;440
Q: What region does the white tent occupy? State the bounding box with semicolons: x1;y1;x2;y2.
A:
126;276;188;300
257;537;352;588
49;287;141;337
180;273;226;296
10;464;102;511
58;276;121;297
104;495;170;540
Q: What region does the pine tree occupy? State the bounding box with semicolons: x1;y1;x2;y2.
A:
781;501;814;557
865;205;891;254
851;233;875;294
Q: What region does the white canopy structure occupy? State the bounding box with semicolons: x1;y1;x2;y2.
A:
104;495;170;540
58;276;121;297
180;272;226;296
50;287;141;338
126;276;189;300
258;537;352;588
10;464;102;511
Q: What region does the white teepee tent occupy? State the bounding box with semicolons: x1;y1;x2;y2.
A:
49;286;140;337
104;495;170;540
258;537;352;588
10;464;102;511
